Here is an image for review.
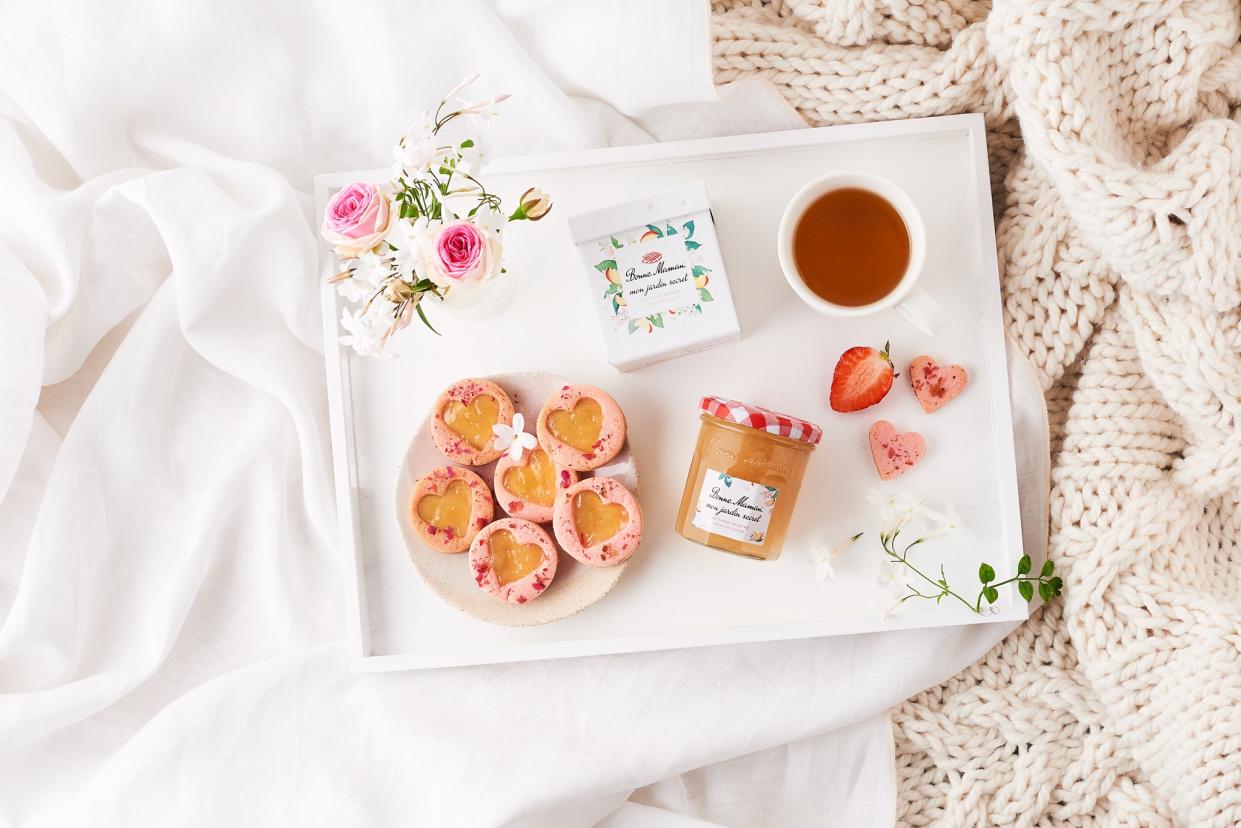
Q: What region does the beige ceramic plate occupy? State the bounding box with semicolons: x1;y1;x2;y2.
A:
394;372;637;626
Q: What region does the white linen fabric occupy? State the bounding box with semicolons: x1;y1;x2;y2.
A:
0;2;1041;825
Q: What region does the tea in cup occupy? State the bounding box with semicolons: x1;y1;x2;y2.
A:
776;172;942;335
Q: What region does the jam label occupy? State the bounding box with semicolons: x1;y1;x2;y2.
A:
615;234;699;320
691;468;778;545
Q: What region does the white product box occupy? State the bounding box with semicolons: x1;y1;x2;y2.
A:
566;182;741;371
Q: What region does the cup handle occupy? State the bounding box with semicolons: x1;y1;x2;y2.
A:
896;286;944;336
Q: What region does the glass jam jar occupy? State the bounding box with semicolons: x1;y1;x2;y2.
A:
675;396;822;560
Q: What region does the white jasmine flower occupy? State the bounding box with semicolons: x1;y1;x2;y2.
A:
442;73;481;103
339;301;395;357
335;273;370;304
456;134;490;176
491;413;537;462
471;205;506;236
353;251;390;290
809;532;863;581
394;110;445;180
334;251;390;304
916;501;963;541
877;560;910;593
384;216;433;282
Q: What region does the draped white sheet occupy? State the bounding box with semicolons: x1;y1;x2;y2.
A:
0;2;1038;825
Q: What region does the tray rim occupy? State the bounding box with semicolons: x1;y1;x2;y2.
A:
315;112;1029;673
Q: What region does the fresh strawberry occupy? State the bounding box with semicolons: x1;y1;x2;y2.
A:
830;341;896;412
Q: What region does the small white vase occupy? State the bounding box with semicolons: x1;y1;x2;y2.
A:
433;275;515;321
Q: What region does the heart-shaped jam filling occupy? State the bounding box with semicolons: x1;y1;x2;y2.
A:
488;529;544;585
416;479;472;536
573;490;629;547
548;398;603;452
503;448;556;506
443;395;500;450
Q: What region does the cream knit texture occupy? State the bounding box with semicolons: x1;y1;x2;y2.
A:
713;1;1241;824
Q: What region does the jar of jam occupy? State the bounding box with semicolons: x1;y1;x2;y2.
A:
675;396;822;560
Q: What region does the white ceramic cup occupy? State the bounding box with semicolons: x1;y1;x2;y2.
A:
776;171;942;336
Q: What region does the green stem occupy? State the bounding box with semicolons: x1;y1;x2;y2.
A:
884;533;977;613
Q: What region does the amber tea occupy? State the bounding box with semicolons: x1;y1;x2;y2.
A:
791;187;911;307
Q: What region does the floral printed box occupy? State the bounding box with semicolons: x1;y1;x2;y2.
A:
567;182;741;371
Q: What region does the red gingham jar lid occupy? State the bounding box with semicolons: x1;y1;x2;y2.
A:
699;396;823;446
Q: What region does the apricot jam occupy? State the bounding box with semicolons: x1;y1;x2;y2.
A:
442;395;500;450
547;398;603;452
675;397;821;561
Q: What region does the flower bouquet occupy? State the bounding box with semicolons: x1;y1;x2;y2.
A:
321;76;551;356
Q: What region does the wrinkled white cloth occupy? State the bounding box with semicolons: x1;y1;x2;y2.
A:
0;2;1033;825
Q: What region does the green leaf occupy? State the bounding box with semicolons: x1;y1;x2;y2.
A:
595;259;618;273
415;302;440;335
984;586;999;604
684;240;701;250
1049;576;1063;594
692;303;702;313
1038;581;1054;601
665;223;676;235
698;288;713;302
1018;581;1034;602
978;563;996;584
645;224;663;237
648;313;664;329
691;265;711;278
1041;560;1054;577
611;296;620;313
460;138;475;148
627;319;639;334
683;220;696;239
1018;555;1032;575
610;236;622;249
604;283;622;296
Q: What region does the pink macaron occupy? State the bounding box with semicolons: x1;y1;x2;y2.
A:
430;378;515;466
552;477;643;566
492;447;579;524
536;384;627;472
469;518;558;605
410;465;495;554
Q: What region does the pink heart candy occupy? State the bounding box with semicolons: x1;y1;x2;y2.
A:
869;420;926;481
909;356;969;413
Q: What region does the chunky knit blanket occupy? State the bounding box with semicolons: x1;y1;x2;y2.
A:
713;1;1241;824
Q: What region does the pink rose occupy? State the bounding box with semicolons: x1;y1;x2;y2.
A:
321;182;392;257
428;220;500;286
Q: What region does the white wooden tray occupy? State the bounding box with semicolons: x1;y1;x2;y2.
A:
316;114;1044;672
